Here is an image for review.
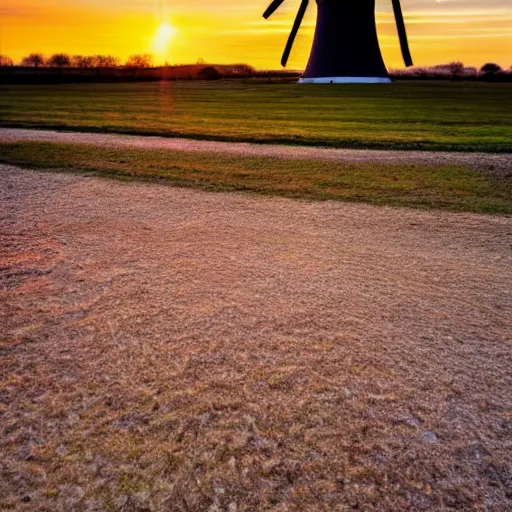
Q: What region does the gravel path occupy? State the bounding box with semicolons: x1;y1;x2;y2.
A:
1;165;511;511
1;128;511;174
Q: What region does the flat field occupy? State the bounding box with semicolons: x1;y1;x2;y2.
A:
1;81;511;152
1;80;512;511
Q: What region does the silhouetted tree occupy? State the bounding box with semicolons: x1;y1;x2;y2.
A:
71;55;119;68
480;63;502;74
125;54;153;68
449;61;464;78
48;53;71;68
72;55;95;68
0;55;14;66
21;53;45;68
94;55;119;68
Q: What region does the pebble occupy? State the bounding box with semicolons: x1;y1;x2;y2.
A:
420;431;439;444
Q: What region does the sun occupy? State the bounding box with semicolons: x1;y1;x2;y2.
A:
153;22;176;54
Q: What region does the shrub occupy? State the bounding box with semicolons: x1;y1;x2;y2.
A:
480;63;502;74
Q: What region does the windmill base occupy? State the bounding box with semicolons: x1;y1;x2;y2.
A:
299;77;392;84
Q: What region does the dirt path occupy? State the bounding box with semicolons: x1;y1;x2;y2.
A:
1;165;511;511
1;128;511;174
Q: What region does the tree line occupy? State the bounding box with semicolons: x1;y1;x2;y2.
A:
0;53;154;69
0;54;509;75
391;61;510;78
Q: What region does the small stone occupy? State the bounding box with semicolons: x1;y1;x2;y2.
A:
420;431;439;444
403;417;421;427
22;495;31;503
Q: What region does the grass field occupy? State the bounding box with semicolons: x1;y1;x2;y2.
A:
1;141;511;214
1;81;511;152
2;81;512;511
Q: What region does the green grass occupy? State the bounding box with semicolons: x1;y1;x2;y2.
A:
0;81;511;152
1;141;510;214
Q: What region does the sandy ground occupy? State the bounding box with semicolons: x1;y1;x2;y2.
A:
1;128;511;174
1;164;511;511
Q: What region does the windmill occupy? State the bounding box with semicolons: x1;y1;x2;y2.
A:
263;0;413;83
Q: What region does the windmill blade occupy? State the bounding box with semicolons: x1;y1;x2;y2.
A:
281;0;309;67
391;0;413;67
263;0;286;19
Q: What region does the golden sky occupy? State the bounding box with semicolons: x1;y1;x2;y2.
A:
1;0;510;69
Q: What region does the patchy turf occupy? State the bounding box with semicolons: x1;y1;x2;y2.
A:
0;141;511;214
1;165;511;511
1;81;511;152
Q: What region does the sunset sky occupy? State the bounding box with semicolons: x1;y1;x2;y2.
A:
1;0;510;69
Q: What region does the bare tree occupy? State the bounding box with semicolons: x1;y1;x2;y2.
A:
72;55;95;68
71;55;119;68
94;55;119;68
21;53;45;68
449;61;464;78
48;53;71;68
0;55;14;66
125;54;153;69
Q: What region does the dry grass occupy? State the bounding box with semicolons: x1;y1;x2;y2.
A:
1;165;511;511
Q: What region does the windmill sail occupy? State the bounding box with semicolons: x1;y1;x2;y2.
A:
281;0;309;67
263;0;286;20
391;0;413;67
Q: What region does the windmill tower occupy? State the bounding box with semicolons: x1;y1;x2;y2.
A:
263;0;413;83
